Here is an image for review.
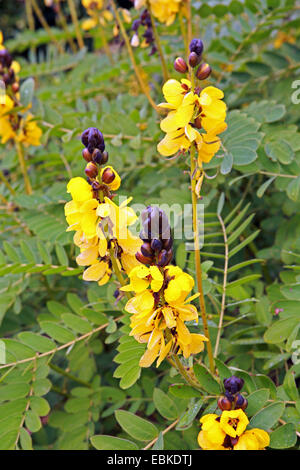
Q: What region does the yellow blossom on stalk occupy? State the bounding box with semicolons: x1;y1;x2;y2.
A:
157;78;227;164
198;410;270;450
16;114;42;147
64;173;141;285
81;0;113;30
135;0;183;25
121;265;164;293
122;265;208;367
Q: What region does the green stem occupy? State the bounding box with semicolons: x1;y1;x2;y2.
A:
0;171;16;196
146;2;169;82
172;354;202;390
190;146;215;373
49;362;92;388
67;0;85;50
110;0;159;113
15;140;32;195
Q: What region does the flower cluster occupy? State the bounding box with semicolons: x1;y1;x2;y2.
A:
121;206;207;368
0;32;42;146
157;39;227;165
81;0;113;31
198;376;270;450
64;127;142;285
131;10;157;56
134;0;183;26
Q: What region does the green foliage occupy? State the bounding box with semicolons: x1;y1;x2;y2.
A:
0;0;299;451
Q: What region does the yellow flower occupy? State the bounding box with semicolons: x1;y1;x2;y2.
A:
164;265;194;304
125;264;207;367
67;177;93;203
82;0;103;10
0;95;14;116
65;180;141;285
17;115;42;147
233;428;270;450
157;79;227;164
82;17;98;30
0;116;16;143
198;414;227;450
121;265;164;293
219;409;249;438
135;0;182;25
198;410;269;450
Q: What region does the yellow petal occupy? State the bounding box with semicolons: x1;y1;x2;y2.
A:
82;261;107;281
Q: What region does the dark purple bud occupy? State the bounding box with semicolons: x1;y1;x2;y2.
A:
113;288;120;299
92;148;103;164
189;38;204;56
132;19;141;31
223;376;244;394
88;128;105;153
157;249;168;267
141;242;154;258
151;239;162;252
0;49;12;67
81;128;90;147
234;394;248;410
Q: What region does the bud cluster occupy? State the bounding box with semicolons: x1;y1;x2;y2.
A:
131;10;157;56
173;38;212;81
218;376;248;412
80;127;119;197
0;48;19;94
136;206;173;267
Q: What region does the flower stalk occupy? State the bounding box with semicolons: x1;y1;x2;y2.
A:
15;140;32;195
31;0;64;54
67;0;85;50
146;1;169;82
110;0;159;113
190;145;215;373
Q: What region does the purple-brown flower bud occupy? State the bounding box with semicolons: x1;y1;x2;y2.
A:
82;148;93;162
174;57;188;74
136;251;153;265
196;63;212;80
141;242;154;258
11;82;19;93
189;52;200;68
151;239;163;252
85;162;98;179
234;394;248;410
101;150;109;164
157;249;168;267
218;396;232;411
101;167;115;185
92;148;103;165
0;49;12;67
